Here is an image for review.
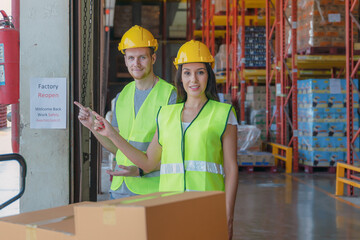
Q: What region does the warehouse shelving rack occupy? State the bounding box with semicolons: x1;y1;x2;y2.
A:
187;0;360;179
345;0;360;195
265;0;360;177
266;0;299;172
187;0;240;119
188;0;275;124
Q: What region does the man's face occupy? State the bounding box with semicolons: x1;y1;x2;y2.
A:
124;47;156;80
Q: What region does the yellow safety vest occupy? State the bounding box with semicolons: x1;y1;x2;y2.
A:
157;100;233;192
111;78;175;194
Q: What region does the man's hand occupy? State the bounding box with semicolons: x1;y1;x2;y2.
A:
74;101;94;130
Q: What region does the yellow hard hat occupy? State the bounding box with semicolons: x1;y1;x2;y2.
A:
173;40;215;69
118;25;158;53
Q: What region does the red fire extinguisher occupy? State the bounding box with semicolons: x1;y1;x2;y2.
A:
0;10;19;104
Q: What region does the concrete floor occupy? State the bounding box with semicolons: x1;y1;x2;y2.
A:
233;173;360;240
2;121;360;239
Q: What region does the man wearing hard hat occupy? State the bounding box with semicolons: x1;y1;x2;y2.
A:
75;25;176;199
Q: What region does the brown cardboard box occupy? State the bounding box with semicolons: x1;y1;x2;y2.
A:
252;152;275;166
0;202;90;240
75;191;227;240
0;192;226;240
237;152;255;165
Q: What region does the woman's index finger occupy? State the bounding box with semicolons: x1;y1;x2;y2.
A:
74;101;85;110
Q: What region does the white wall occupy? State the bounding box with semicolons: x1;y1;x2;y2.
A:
20;0;70;212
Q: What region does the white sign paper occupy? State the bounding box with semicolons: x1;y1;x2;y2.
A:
30;78;66;129
276;83;282;96
328;13;341;23
329;78;341;94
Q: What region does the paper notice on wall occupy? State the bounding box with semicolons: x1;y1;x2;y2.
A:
329;78;341;94
328;13;341;23
276;83;281;96
30;78;67;129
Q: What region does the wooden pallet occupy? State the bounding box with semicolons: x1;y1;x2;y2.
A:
298;47;346;55
239;165;277;173
300;164;336;174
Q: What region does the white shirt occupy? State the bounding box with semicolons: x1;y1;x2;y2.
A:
182;111;237;133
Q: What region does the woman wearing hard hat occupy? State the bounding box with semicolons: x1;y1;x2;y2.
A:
92;40;238;239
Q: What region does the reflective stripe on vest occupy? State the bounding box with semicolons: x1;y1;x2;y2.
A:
158;100;233;192
111;79;175;194
160;161;224;176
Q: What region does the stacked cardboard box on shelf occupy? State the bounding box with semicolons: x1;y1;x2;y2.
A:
286;0;359;51
245;85;276;141
0;192;228;240
214;0;226;14
246;86;276;110
239;27;267;67
297;78;360;166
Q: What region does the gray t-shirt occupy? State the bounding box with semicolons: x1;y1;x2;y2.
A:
109;83;176;199
111;87;177;127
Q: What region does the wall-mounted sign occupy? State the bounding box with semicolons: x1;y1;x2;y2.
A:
30;78;66;129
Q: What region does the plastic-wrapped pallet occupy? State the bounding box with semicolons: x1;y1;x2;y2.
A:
237;125;261;152
237;125;275;166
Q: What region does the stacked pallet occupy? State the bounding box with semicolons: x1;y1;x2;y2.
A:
245;86;276;141
286;0;359;54
297;78;360;167
237;125;276;169
239;26;267;67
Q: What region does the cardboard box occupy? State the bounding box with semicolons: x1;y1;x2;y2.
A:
0;202;90;240
252;152;275;166
0;192;227;240
75;192;228;240
237;151;254;165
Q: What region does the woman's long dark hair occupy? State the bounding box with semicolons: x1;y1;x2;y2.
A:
175;63;219;103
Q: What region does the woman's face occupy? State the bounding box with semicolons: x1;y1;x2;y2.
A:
181;63;208;99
